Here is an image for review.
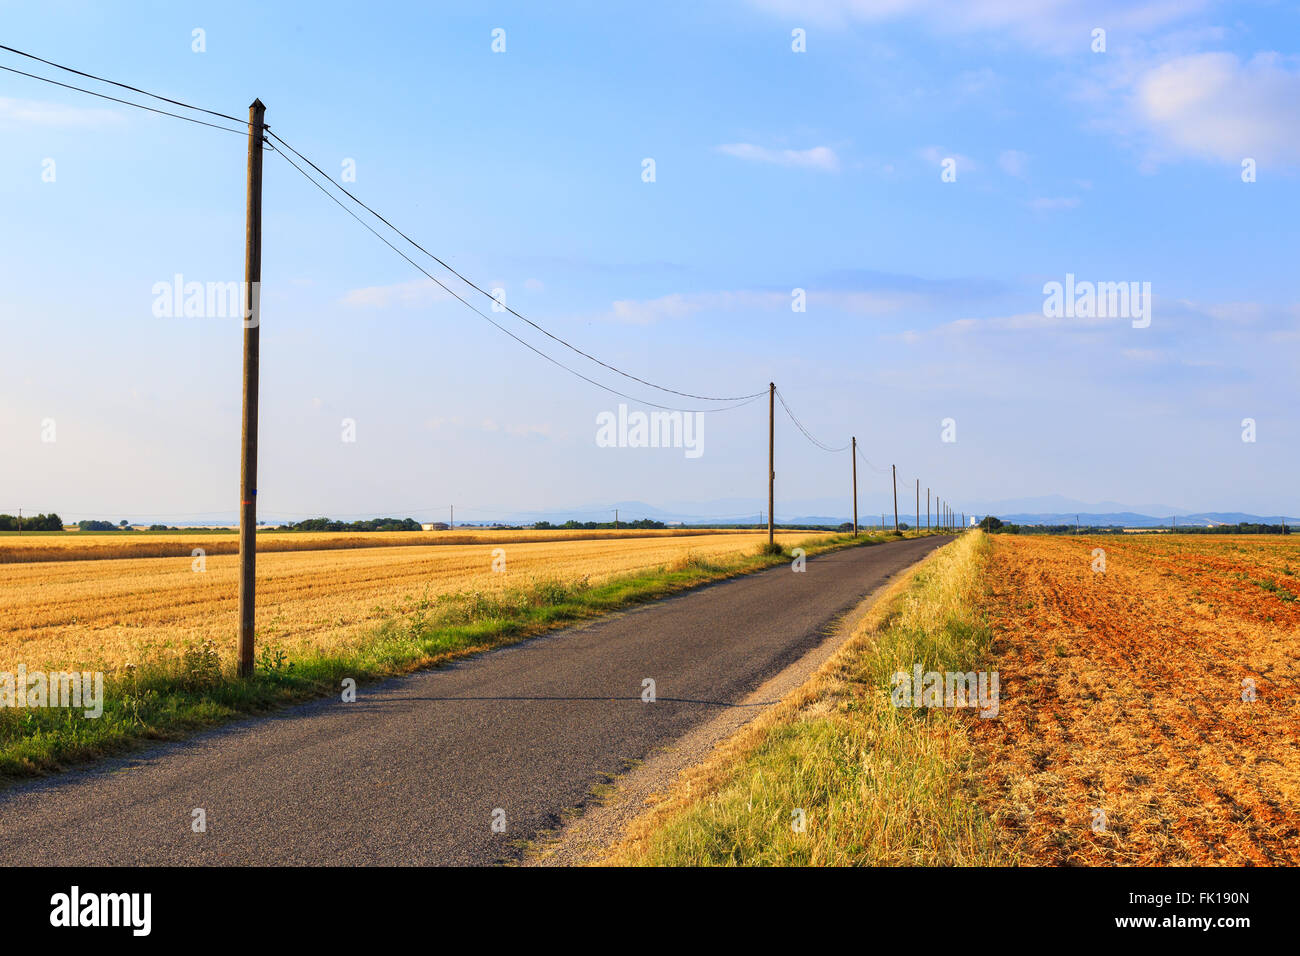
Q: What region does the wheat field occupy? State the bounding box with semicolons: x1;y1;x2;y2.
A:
0;527;759;564
1;531;827;671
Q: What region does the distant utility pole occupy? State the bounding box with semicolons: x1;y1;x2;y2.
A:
16;508;20;536
237;98;266;679
450;505;454;529
759;382;769;546
614;508;619;530
927;488;931;531
915;478;919;533
851;436;858;536
892;464;899;533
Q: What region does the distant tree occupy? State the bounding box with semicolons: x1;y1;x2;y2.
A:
979;516;1004;531
0;512;63;531
78;519;118;531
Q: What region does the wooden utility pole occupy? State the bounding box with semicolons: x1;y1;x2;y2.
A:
915;478;919;533
237;99;266;679
450;505;454;529
767;382;775;546
891;464;899;533
851;436;858;536
614;508;618;530
927;488;930;531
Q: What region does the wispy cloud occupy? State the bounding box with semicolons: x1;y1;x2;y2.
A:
715;143;840;171
341;279;437;308
998;149;1028;177
1134;52;1300;166
1028;196;1081;212
919;145;975;174
744;1;1207;53
0;97;123;128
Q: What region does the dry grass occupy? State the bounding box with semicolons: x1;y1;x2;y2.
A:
0;526;757;564
602;531;1009;866
972;534;1300;865
0;531;828;672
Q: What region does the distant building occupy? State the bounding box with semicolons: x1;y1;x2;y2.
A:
421;522;449;531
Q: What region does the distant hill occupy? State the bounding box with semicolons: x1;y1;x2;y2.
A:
995;512;1299;528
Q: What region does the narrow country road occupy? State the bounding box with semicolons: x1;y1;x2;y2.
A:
0;535;950;866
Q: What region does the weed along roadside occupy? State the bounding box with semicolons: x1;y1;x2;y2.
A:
0;530;928;787
601;530;1007;866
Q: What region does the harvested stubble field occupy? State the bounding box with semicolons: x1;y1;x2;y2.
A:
0;526;754;564
973;534;1300;865
0;530;827;672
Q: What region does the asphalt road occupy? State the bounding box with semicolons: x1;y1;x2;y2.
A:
0;535;950;866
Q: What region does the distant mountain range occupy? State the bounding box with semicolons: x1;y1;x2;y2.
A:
991;512;1297;528
84;495;1299;529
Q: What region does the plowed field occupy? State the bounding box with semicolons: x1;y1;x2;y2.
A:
973;535;1300;865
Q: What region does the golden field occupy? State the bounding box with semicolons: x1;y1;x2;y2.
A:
0;530;828;672
0;527;756;564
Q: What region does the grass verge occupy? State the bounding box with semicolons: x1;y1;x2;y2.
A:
0;530;919;787
599;529;1012;866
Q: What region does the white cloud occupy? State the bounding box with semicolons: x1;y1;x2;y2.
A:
605;288;919;324
919;146;975;173
998;149;1028;177
744;1;1206;53
1028;196;1081;212
1134;52;1300;165
341;279;436;308
715;143;840;171
0;97;123;128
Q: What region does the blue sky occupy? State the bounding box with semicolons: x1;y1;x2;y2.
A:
1;0;1297;522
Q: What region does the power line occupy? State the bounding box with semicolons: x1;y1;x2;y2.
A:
1;44;765;408
774;388;849;453
0;42;244;124
266;130;764;404
0;62;247;136
855;444;892;475
3;44;951;516
270;143;759;414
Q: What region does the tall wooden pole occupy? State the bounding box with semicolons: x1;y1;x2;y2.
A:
915;478;919;533
851;436;858;536
891;464;899;533
767;383;775;546
927;488;930;530
237;99;266;678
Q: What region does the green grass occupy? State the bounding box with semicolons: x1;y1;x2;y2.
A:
0;530;919;787
607;529;1010;866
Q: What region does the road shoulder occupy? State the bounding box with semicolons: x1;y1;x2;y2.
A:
524;544;937;867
